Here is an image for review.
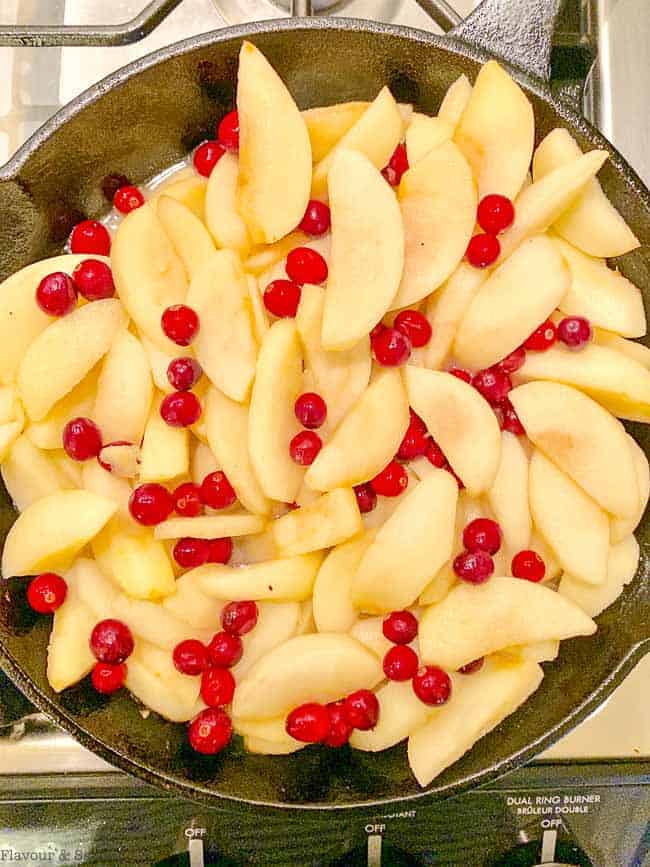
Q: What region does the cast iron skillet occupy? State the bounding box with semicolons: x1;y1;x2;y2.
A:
0;0;648;811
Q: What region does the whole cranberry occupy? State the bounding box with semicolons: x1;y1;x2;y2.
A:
382;610;418;645
324;701;353;748
371;326;411;367
425;439;447;468
90;619;134;664
394;309;432;348
289;431;322;466
343;689;379;731
201;667;236;707
217;110;239;151
160;391;202;427
299;200;331;236
193;140;225;177
167;357;202;391
497;346;526;374
523;319;557;351
73;259;115;301
294;392;327;429
36;272;77;316
466;233;500;268
161;304;200;346
113;185;145;214
129;483;174;526
557;316;592;350
354;483;377;514
511;549;546;582
91;662;127;694
371;460;409;497
173;537;211;569
500;398;526;436
397;426;429;460
207;537;233;564
207;631;243;668
412;666;452;706
263;279;301;318
453;550;495;584
286;247;328;285
381;143;409;186
476;194;515;235
173;639;209;676
70;220;111;256
221;601;258;636
188;707;232;754
462;518;502;555
27;573;67;613
62;417;102;461
285;702;330;743
382;645;419;681
472;367;512;405
200;471;237;510
173;482;203;517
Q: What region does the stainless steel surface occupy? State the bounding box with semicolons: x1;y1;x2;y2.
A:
290;0;312;15
414;0;462;30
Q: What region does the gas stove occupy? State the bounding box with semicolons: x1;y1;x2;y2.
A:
0;1;648;865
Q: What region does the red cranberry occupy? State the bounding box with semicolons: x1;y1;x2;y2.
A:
523;319;557;351
472;367;512;405
207;631;242;668
476;194;515;235
557;316;592;350
173;537;211;569
62;417;102;461
101;172;131;202
371;326;411;367
299;200;331;236
27;573;67;613
173;639;209;676
285;702;330;743
289;431;322;466
425;439;447;468
458;657;485;674
129;483;174;526
463;518;502;555
188;707;232;754
91;662;127;694
453;550;495;584
371;460;409;497
445;463;465;490
448;367;472;383
511;549;546;582
409;408;427;434
73;259;115;301
36;272;77;316
217;110;239;151
397;426;429;460
201;667;236;707
412;666;452;706
193;140;225;177
200;471;237;510
466;233;500;268
324;701;353;748
343;689;379;731
161;304;200;346
500;398;525;436
70;220;111;256
167;357;202;391
263;279;301;318
383;645;419;681
370;322;386;340
497;346;526;374
394;309;432;348
113;185;145;214
294;392;327;429
382;610;418;645
286;247;328;285
90;619;134;664
221;601;258;636
381;143;409;186
173;482;203;517
354;483;377;514
207;537;233;564
160;391;202;428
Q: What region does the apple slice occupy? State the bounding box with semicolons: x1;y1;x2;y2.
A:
237;41;311;243
438;74;472;128
405;115;453;166
350;680;431;752
612;435;650;543
150;174;207;220
305;368;409;492
559;534;640;618
0;421;23;463
195;552;321;602
191;440;220;486
233;601;301;679
126;641;200;723
17;299;126;421
139;394;189;482
27;368;98;450
594;329;650;369
154;513;266;541
139;335;175;394
509;381;638;519
360;467;419;532
528;529;562;583
47;566;97;692
155;194;216;279
232;633;382;720
246;275;269;345
419;576;596;670
487;431;531;555
272;488;362;557
352;468;457;613
533;128;639;257
102;531;176;601
205;151;251;256
234;715;303;751
162;571;225;630
244;230;310;276
249;319;304;502
454;60;534;200
350;615;398;659
1;435;72;511
111;594;213;650
501;640;560;664
82;460;132;522
313;531;376;633
302;101;368;163
405;367;501;496
321;149;404;350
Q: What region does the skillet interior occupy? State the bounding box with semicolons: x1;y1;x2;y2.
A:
0;19;648;810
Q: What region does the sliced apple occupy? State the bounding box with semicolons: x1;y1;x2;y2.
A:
453;235;569;369
533;128;639;257
205;151;251;256
111;594;213;650
233;600;301;680
234;715;303;751
0;421;23;463
102;531;176;601
190;440;220;486
244;230;309;276
82;459;132;522
350;680;431;752
155;194;216;279
246;275;269;344
302;101;368;163
349;615;398;659
126;641;200;723
271;488;362;557
405;115;453;166
47;565;96;692
559;534;640;618
150;174;207;220
139;394;189;483
594;329;650;370
154;513;265;541
438;74;472;128
612;435;649;542
1;435;72;511
313;531;376;633
27;368;99;450
529;529;563;583
195;552;320;602
162;570;225;631
405;367;501;495
361;467;419;532
138;335;175;394
501;640;560;664
93;329;152;446
237;41;311;243
487;431;531;555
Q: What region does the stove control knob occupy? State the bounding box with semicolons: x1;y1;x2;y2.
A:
331;839;425;866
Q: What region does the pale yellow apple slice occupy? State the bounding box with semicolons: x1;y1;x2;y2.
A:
360;467;419;532
453;235;569;369
321;149;404;350
528;529;562;583
52;450;84;488
233;601;301;679
96;443;140;479
139;394;189;482
529;449;609;585
0;421;23;463
139;335;175;394
594;329;650;369
237;41;311;243
304;368;409;492
533;128;639;257
352;468;458;613
155;194;216;279
154;513;266;541
272;488;362;557
408;658;543;787
47;565;96;692
82;460;132;523
246;275;269;345
559;534;640;618
501;640;560;664
17;298;126;421
27;368;98;450
405;367;501;495
438;74;472;128
126;641;200;723
102;531;176;601
313;531;376;633
234;715;304;751
149;174;207;220
509;381;638;519
350;615;398;659
302;101;368;163
487;431;531;554
419;576;596;670
391;141;476;310
1;435;72;511
111;595;213;650
162;571;225;631
248;319;304;502
191;440;220;486
232;633;382;720
612;435;649;542
244;735;305;755
454;60;534;200
405;115;453;166
195;553;321;602
350;680;431;752
205;151;251;256
244;230;309;276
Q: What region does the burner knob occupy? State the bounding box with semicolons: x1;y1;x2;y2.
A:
331;839;425;866
490;839;592;867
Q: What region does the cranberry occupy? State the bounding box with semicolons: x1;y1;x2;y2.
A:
188;707;232;754
207;631;243;668
381;143;409;186
193;140;225;177
285;702;330;743
557;316;592;350
511;549;546;582
463;518;502;555
458;657;485;674
371;460;409;497
286;247;328;285
200;471;237;510
497;346;526;374
476;194;515;235
263;279;301;318
299;200;331;236
161;305;200;347
73;259;115;301
173;639;209;676
167;357;202;391
383;645;419;681
36;272;77;316
201;667;236;707
27;573;67;613
523;319;557;351
129;483;174;526
113;185;145;214
453;550;495;584
370;322;386;340
472;367;512;405
221;600;258;636
466;233;500;268
448;367;472;383
425;439;447;468
294;392;327;429
343;689;379;731
173;482;203;517
70;220;111;256
173;537;211;569
217;110;239;151
207;537;233;564
324;701;353;748
445;464;465;490
62;417;102;461
101;172;131;202
382;610;418;645
289;430;322;466
371;326;411;367
160;391;202;427
409;408;427;434
394;310;432;348
412;666;452;706
91;662;127;694
500;398;526;436
90;619;134;664
397;426;429;460
354;483;377;514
